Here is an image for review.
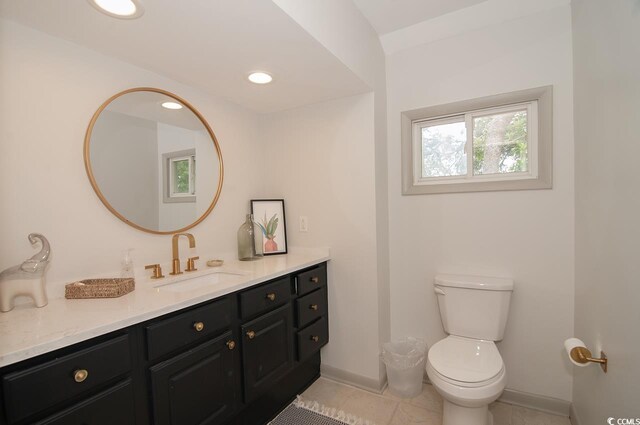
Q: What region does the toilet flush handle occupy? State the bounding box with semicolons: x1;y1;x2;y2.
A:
434;287;446;296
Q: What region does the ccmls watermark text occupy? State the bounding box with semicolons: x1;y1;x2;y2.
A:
608;418;640;425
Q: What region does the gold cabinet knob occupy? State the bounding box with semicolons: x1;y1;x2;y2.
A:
309;304;319;311
266;293;276;301
193;321;205;332
246;330;256;339
74;369;89;383
310;276;320;283
226;340;236;350
310;335;320;342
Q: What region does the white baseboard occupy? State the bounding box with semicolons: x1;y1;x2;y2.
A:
322;365;572;418
320;364;385;394
498;389;570;417
569;403;581;425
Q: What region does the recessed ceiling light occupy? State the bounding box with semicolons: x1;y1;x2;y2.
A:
161;101;183;110
88;0;144;19
248;72;273;84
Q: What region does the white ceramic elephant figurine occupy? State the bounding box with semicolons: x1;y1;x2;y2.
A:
0;233;50;312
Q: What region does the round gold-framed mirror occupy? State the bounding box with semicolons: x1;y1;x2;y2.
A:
84;87;224;235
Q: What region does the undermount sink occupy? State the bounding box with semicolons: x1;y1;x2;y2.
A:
153;270;245;293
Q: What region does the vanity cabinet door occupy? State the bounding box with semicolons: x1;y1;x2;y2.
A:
241;304;294;403
149;331;240;425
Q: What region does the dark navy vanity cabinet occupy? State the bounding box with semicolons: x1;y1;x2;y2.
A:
0;262;329;425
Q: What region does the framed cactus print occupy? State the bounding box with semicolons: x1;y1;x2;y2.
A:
250;199;288;255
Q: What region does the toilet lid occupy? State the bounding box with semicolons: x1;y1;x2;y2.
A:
428;336;503;383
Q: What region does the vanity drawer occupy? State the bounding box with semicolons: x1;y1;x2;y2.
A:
34;379;136;425
240;277;291;320
146;297;232;361
297;316;328;361
296;263;326;296
296;287;327;328
2;334;131;424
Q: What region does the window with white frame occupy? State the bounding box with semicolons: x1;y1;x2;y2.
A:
169;154;196;197
163;149;196;203
402;86;552;195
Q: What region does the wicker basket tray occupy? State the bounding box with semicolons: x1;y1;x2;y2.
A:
65;278;135;299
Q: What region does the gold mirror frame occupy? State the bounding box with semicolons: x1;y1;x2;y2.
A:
83;87;224;235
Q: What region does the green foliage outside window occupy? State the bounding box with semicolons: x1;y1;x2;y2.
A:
473;111;528;175
173;159;190;193
421;122;467;177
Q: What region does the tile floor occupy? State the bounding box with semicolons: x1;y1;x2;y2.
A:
301;377;571;425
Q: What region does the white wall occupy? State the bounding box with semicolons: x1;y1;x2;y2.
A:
259;93;383;384
0;20;263;289
386;6;575;401
273;0;391;385
572;0;640;421
92;110;159;230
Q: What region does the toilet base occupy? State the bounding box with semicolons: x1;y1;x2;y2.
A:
442;399;493;425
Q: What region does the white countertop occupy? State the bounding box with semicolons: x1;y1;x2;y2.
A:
0;248;330;368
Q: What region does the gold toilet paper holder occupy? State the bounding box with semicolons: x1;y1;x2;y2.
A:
570;346;608;373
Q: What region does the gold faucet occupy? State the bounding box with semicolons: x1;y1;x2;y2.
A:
171;233;196;275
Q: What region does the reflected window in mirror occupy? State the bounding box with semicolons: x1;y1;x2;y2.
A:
164;149;196;203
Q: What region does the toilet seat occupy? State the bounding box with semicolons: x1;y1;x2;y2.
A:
428;336;504;387
428;362;504;389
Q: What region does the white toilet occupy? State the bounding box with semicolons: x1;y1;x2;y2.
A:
426;274;514;425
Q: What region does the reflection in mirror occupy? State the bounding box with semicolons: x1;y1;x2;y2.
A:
85;88;223;234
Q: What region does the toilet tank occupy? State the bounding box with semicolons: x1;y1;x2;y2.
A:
434;274;514;341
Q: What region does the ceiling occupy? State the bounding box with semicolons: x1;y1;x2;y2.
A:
352;0;488;35
0;0;370;113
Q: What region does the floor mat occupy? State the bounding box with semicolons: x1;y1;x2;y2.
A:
269;397;376;425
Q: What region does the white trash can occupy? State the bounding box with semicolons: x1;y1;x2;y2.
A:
381;337;428;398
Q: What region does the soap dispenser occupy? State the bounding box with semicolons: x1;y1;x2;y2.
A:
121;249;135;279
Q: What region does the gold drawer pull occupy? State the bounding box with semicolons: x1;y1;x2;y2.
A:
310;335;320;342
266;293;276;301
193;322;205;332
309;304;319;311
246;330;256;339
226;340;236;350
74;369;89;383
309;276;319;283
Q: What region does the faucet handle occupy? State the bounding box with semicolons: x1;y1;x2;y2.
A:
186;256;199;272
145;264;164;279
